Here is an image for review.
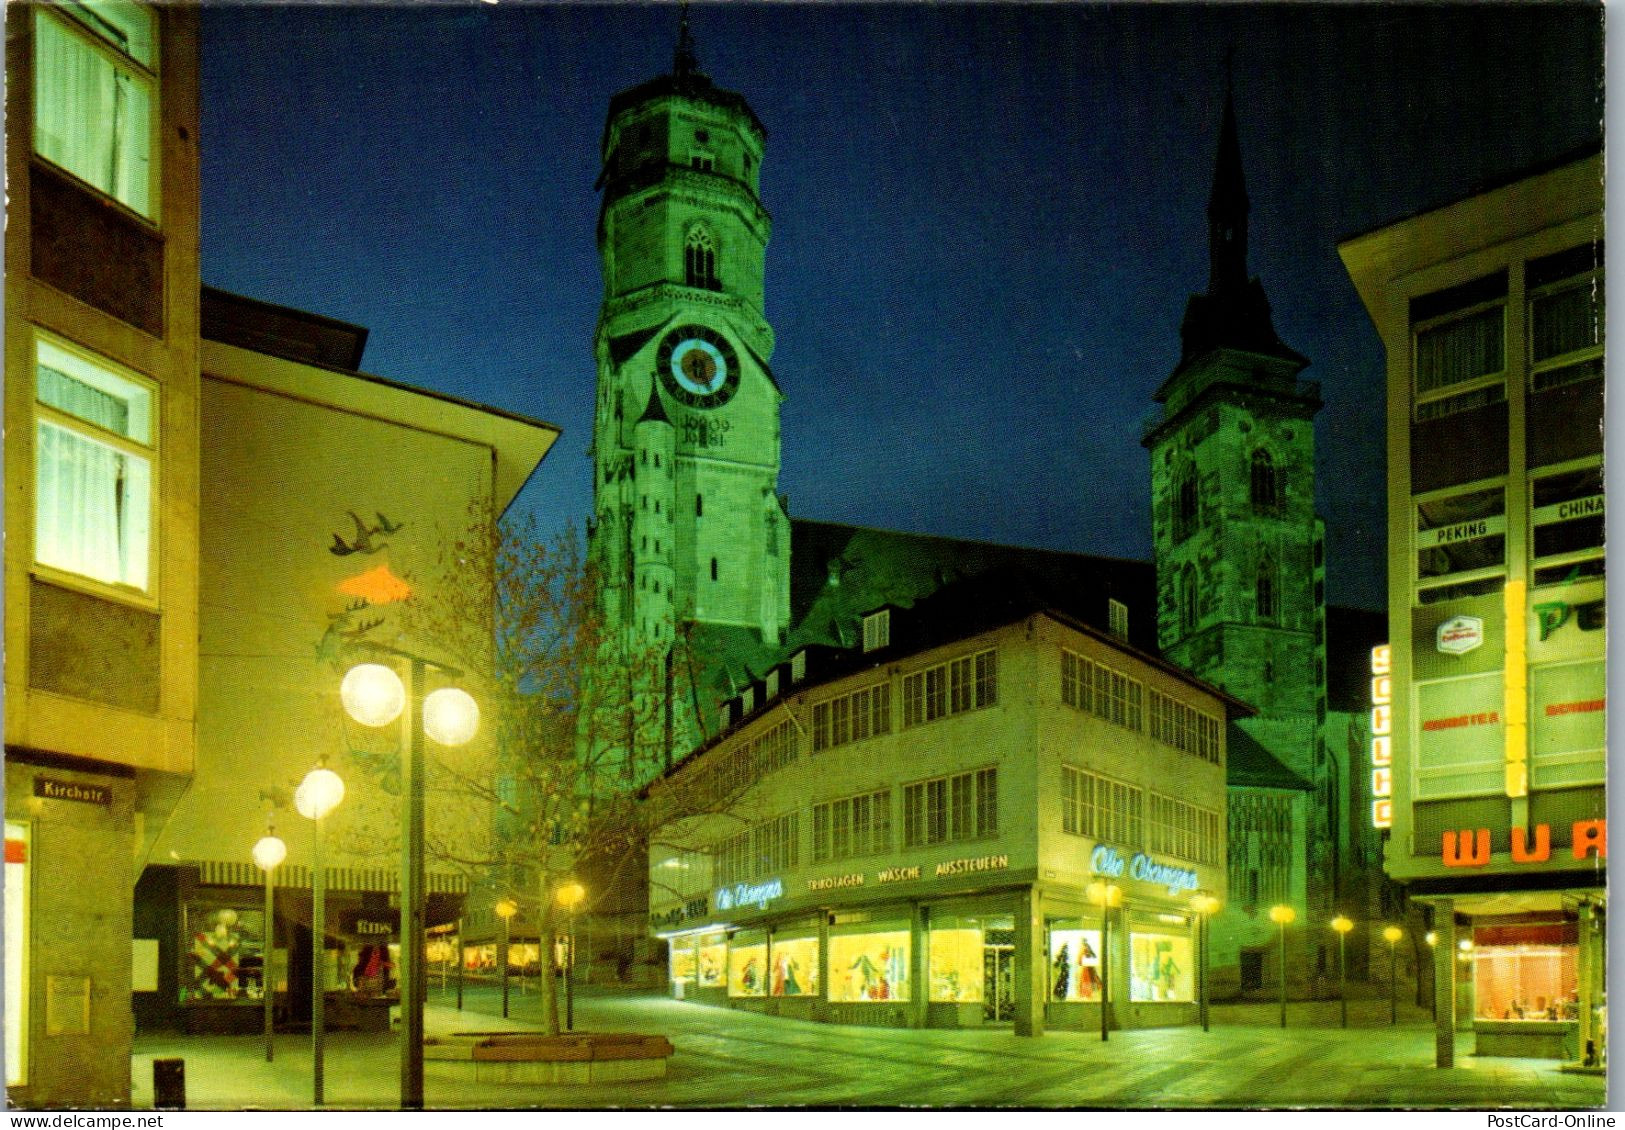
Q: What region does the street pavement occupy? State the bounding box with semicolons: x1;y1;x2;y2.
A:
125;982;1608;1111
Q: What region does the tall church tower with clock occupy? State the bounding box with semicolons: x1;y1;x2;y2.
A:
590;18;790;694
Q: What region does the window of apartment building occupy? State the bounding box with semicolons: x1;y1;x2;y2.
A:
811;788;892;863
862;609;891;652
1412;275;1507;421
1528;256;1603;393
1147;689;1221;764
34;3;157;219
1059;765;1142;846
1415;483;1506;603
1530;462;1604;587
765;670;779;698
1148;792;1221;866
902;649;997;727
903;768;996;847
812;682;890;752
752;813;798;876
33;333;155;593
1108;599;1129;640
1060;649;1143;732
791;651;807;683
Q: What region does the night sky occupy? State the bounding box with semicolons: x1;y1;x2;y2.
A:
200;3;1604;612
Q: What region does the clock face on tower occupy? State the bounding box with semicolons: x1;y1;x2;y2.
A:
656;324;741;409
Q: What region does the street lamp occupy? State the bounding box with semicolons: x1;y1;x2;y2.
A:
556;881;586;1031
1330;916;1353;1029
1383;925;1404;1026
495;898;518;1019
1087;879;1120;1042
251;824;287;1063
342;655;478;1110
295;762;345;1106
1189;893;1220;1033
1268;904;1296;1029
1426;931;1438;1020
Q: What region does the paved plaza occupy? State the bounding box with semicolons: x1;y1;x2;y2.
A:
124;984;1607;1111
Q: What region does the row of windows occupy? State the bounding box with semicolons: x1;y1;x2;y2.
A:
1061;650;1143;731
903;768;998;848
694;719;799;805
1170;449;1284;546
811;683;891;752
1412;257;1601;422
810;789;892;863
1415;460;1604;602
901;650;997;727
1060;766;1221;869
715;812;799;888
1147;792;1223;867
1147;689;1222;764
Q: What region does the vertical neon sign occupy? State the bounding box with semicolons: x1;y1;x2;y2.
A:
1370;645;1392;829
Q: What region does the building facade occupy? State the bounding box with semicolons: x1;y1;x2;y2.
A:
647;583;1244;1036
1340;151;1605;1066
4;2;201;1107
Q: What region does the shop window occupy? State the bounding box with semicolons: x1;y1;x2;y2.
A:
1413;300;1506;421
34;5;157;219
1060;765;1143;845
34;333;155;593
695;932;726;988
6;822;29;1087
1530;463;1604;587
1415;483;1506;603
769;934;819;997
828;925;910;1002
1045;921;1104;1002
727;932;767;997
1529;265;1603;393
1130;928;1195;1003
182;902;268;1004
1472;920;1578;1021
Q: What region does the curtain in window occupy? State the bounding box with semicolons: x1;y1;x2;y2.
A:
1415;307;1503;395
36;420;148;588
34;12;152;216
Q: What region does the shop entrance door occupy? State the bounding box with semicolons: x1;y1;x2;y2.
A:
983;929;1015;1023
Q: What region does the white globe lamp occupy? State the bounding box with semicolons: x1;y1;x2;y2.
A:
423;686;479;746
252;833;288;872
341;663;406;727
295;766;346;821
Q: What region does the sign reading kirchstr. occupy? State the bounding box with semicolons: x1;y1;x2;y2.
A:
34;778;111;807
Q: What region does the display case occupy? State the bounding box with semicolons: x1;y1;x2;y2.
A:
828;924;910;1002
1046;921;1105;1002
1129;927;1194;1003
769;935;819;997
728;931;768;997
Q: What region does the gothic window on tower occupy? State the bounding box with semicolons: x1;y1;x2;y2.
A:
1173;469;1199;542
685;227;720;291
1178;564;1199;636
1255;557;1277;622
1250;449;1281;513
711;557;719;582
695;494;703;517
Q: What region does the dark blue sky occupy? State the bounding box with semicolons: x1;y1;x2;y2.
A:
200;3;1603;612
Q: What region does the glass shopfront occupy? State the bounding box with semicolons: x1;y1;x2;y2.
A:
828;921;910;1002
6;821;29;1087
1472;920;1579;1021
1045;919;1104;1002
928;913;1018;1020
696;932;727;988
670;936;698;985
183;902;268;1002
770;934;819;997
729;930;768;997
1129;923;1194;1003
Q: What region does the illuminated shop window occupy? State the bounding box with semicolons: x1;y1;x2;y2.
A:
828;925;910;1003
6;822;29;1087
1045;921;1104;1003
669;937;697;985
34;333;155;593
1059;765;1142;845
34;4;156;218
1415;483;1506;604
1129;928;1194;1003
768;935;819;997
812;682;890;751
930;917;987;1004
727;932;766;997
695;933;726;988
1528;262;1603;393
1530;462;1604;587
182;903;267;1004
811;788;891;863
1413;302;1506;421
1472;921;1578;1022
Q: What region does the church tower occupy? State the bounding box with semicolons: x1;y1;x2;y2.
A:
1144;87;1336;973
590;14;790;674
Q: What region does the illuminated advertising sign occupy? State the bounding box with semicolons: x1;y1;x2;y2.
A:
1089;844;1198;895
1436;616;1484;655
1370;645;1392;828
714;878;783;912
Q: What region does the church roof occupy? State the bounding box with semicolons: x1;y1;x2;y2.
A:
1225;723;1313;791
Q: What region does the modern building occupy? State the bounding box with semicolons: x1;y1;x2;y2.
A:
646;573;1248;1035
5;2;202;1107
1339;150;1605;1066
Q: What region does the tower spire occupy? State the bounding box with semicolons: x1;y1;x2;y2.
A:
673;1;700;79
1207;78;1250;294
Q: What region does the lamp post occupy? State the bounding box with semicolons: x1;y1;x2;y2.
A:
342;656;478;1110
1383;925;1404;1026
1268;904;1296;1029
556;881;586;1031
1087;880;1119;1042
495;898;518;1019
455;917;465;1011
251;825;287;1062
1330;916;1353;1029
295;762;345;1106
1190;893;1220;1033
1425;931;1438;1021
